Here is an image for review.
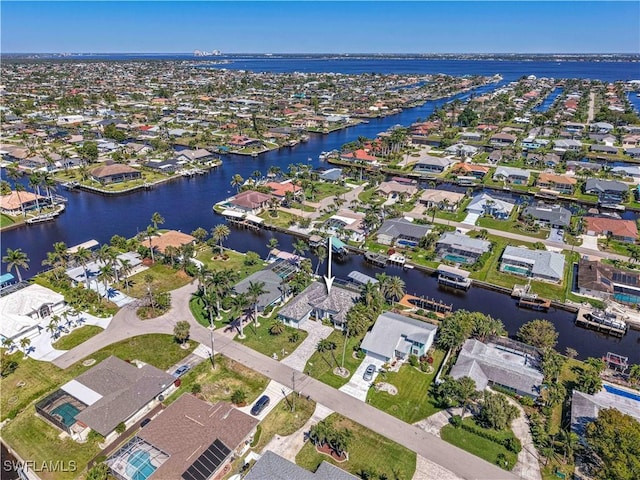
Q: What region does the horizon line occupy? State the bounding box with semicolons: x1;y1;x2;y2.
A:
3;52;640;56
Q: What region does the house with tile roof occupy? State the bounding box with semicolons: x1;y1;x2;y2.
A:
90;163;142;185
375;218;432;246
0;190;47;216
577;259;640;304
228;190;275;214
466;192;515;220
536;172;577;194
584;217;638;243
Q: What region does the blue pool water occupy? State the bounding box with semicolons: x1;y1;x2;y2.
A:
51;403;80;427
613;293;640;305
502;265;529;276
397;239;417;247
444;254;469;264
603;385;640;403
127;450;156;480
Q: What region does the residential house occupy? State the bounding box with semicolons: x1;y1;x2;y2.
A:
466;193;515;220
584;178;629;205
318;168;342;182
360;312;437;363
436;231;491;264
277;281;359;329
460;131;482;142
107;395;259;480
584;217;638;243
148;230;196;255
234;267;288;313
229;135;261;148
612;165;640;179
413;155;455;175
0;284;66;342
324;210;366;242
375;218;432;246
487;150;503;164
536;172;577;194
444;143;478;158
624;147;640;159
228;190;275;214
522;203;572;228
590;144;618;155
90;163;142;185
0;190;47;215
554;139;583;152
493;166;531;185
577;259;640;304
566;161;602;174
376;180;418;200
500;246;565;283
36;356;175;442
490;133;517;147
340;148;378;164
571;388;640;440
264;180;303;199
451;162;490;179
176;148;216;163
450;338;543;398
589;121;614;134
245;451;357;480
419;189;465;211
542;153;562;168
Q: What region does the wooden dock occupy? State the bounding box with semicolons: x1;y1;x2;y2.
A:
511;284;551;311
399;294;453;314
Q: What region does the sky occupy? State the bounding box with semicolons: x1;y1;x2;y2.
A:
2;1;639;54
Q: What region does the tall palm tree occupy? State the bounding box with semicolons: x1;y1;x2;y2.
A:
316;339;338;368
313;245;327;276
385;276;406;303
13;183;27;218
28;173;42;212
151;211;165;230
292;239;308;258
118;258;134;293
230;174;244;193
97;264;114;296
146;225;156;262
211;224;230;256
247;281;267;327
73;246;92;290
42;172;57;205
210;269;235;320
232;293;250;338
3;248;30;282
266;237;279;252
6;165;26;218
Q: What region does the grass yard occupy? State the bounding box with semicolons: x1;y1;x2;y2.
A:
296;413;416;480
440;418;517;471
307;182;349;201
250;394;316;452
1;213;16;228
366;350;445;423
235;316;308;360
304;331;363;389
435;198;472;222
165;355;268;406
259;209;301;229
125;263;193;299
196;248;265;279
52;325;103;350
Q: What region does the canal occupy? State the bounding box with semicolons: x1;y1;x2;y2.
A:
3;81;639;363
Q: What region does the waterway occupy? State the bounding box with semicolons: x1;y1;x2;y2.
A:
532;87;563;113
2;58;640;362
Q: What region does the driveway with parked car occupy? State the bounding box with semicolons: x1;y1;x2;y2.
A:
338;356;386;401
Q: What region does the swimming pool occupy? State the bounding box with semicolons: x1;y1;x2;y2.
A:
51;403;80;427
127;450;157;480
502;265;529;276
613;293;640;305
396;239;417;247
603;384;640;403
444;254;469;264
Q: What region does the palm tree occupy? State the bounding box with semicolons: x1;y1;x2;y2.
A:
230;174;244;193
316;339;338;368
151;211;165;230
232;293;250;338
97;264;114;293
247;280;267;327
3;248;30;282
251;170;262;184
385;276;406;303
267;237;279;252
269;320;285;336
46;319;59;339
292;239;308;258
360;281;382;311
6;165;26;218
28;173;42;212
19;337;31;358
211;224;230;256
313;245;327;276
13;183;27;218
210;269;235;319
73;246;93;290
146;225;156;263
144;273;155;315
118;258;133;293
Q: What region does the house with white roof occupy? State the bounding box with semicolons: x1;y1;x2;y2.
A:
500;246;565;283
493;166;531;185
466;193;515;220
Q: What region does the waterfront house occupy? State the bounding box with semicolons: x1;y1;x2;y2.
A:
451;162;490;179
444;143;478;158
376;180;418;200
360;311;437;363
229;135;261;148
0;284;66;342
340;148;378;164
234;268;287;313
584;217;638;243
277;281;359;329
90;163;142;185
419;189;465;211
375;218;432;247
490;133;517;147
553;139;583;152
466;192;515;220
324;210;366;242
264;180;303;199
176;148;217;163
318;168;343;182
36;356;175;442
460;131;482;142
500;246;565;283
590;144;618;155
487;150;503;164
611;165;640;179
571;388;640;440
228;190;275;214
522;203;572;228
584;178;629;204
148;230;196;254
107;395;258;480
566;161;602;174
493;166;531;185
0;190;47;215
245;451;357;480
450;338;543;399
436;231;491;264
577;259;640;304
413;155;455;175
625;147;640;159
535;172;577;194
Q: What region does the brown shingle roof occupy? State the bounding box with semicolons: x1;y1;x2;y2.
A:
90;163;140;178
537;173;577;185
230;190;274;209
0;190;45;210
148;230;196;254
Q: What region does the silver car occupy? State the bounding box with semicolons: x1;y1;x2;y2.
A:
363;364;376;381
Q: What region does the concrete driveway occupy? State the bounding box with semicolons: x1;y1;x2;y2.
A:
461;212;480;225
338;356;385;401
547;228;564;243
238;379;292;421
580;234;599;251
281;320;333;372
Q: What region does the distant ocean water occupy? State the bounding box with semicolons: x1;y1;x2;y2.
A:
11;54;640;82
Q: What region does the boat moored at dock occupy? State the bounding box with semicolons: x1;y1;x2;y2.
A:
437;264;472;291
576;307;628;337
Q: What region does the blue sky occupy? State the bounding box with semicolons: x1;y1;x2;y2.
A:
2;1;639;54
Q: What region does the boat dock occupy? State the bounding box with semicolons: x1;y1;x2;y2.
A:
399;294;453;314
575;307;628;337
364;251;389;268
220;209;262;231
511;284;551;311
437;264;471;291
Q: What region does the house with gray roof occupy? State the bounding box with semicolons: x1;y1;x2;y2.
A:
277;281;359;329
234;269;284;312
375;218;432;246
361;312;437;363
554;139;583;151
584;178;629;205
413;155;455;174
450;339;544;398
522;203;572;228
445;143;478;158
493;166;531;185
436;231;491;264
245;451;357;480
36;356;175;441
466;192;515;220
570;387;640;440
500;246;565;283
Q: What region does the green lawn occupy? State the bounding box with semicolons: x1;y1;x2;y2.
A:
250;394;316;452
235;315;308;360
435;198;472;222
296;413;416;479
366;350;445;423
1;213;16;228
476;216;549;240
358;187;381;205
304;331;363;389
164;355;268;407
307;182;349;201
196;248;265;278
440;418;517;471
52;325;103;350
125;263;193;299
259;209;301;229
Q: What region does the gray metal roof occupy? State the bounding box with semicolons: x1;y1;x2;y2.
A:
585;178;629;193
570;388;640;438
436;232;491;255
450;339;543;397
415;155;453;167
234;269;283;309
245;451;357;480
376;218;431;241
502;246;565;281
493;166;531;179
347;270;379;285
522;204;572;227
361;311;437;360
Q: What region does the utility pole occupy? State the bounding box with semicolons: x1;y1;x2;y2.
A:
210;329;215;369
341;326;349;374
291;371;296;412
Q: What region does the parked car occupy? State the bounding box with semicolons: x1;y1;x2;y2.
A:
173;365;190;377
363;364;376;381
140;418;151;428
251;395;270;416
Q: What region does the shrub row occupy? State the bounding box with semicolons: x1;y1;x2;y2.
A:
450;416;522;453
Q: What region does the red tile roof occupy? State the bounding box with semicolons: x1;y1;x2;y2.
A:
585;217;638;239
